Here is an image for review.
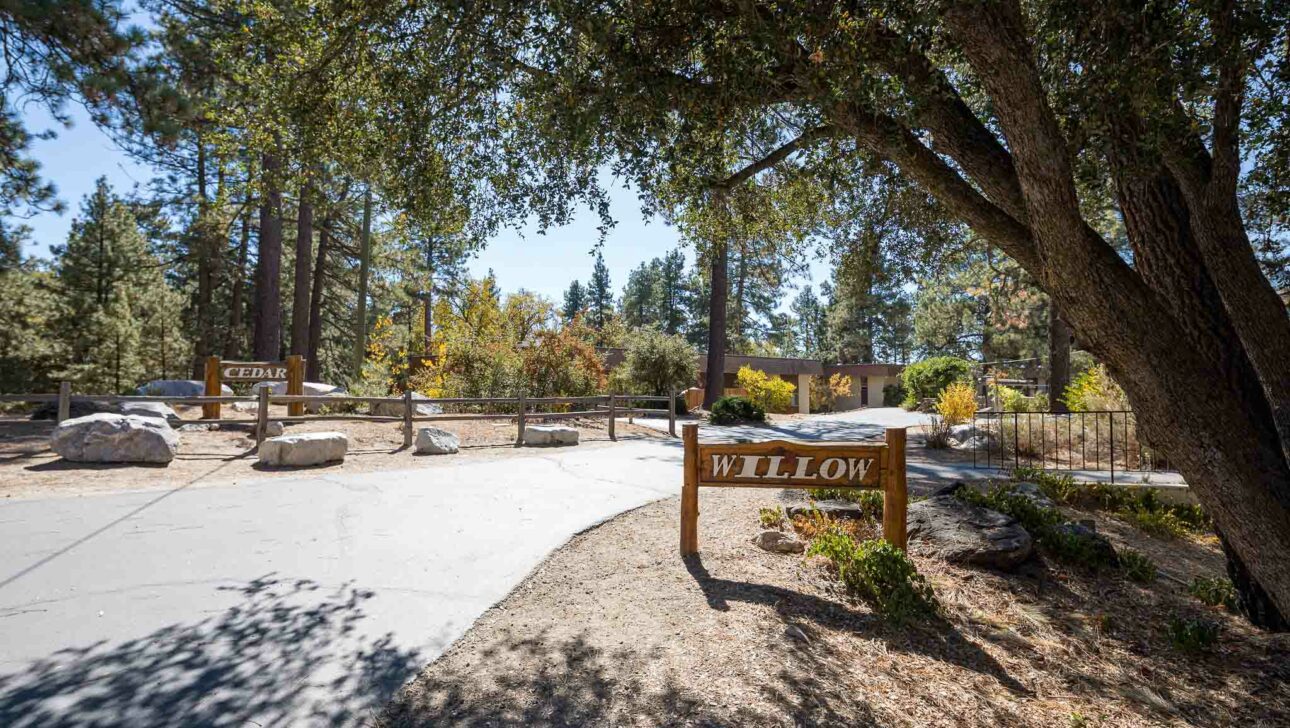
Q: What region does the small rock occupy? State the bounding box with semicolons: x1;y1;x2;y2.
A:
231;401;258;413
258;431;348;467
785;499;876;521
50;414;179;464
415;426;459;454
1010;482;1058;510
907;495;1033;571
178;423;215;433
522;425;579;446
29;400;115;421
119;401;180;422
753;530;805;554
264;421;285;437
783;624;810;643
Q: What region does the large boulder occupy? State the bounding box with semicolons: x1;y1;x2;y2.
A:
522;425;579;447
250;381;347;413
415;426;459;455
136;379;234;397
119;401;181;422
50;414;179;464
30;399;114;421
370;392;443;417
258;431;348;467
906;495;1033;571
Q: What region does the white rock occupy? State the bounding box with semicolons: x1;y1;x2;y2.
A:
232;401;258;413
370;391;443;417
50;414;179;464
250;381;347;413
135;379;234;397
258;431;348;467
264;421;285;437
522;425;579;446
415;426;459;455
119;401;180;421
948;423;977;441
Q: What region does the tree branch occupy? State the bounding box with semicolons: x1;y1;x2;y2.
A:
711;125;839;190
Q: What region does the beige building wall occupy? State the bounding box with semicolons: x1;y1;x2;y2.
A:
797;374;811;414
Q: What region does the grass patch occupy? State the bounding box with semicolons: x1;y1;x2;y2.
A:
807;488;883;519
1011;467;1211;538
807;531;939;625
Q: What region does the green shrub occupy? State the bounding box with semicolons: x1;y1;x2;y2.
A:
623;328;699;398
758;506;785;528
1188;576;1237;611
957;483;1117;569
1166;615;1219;652
882;382;905;406
1011;469;1211;537
808;532;939;625
1119;550;1158;582
708;395;765;424
900;356;971;408
993;384;1043;412
808;488;883;519
1061;364;1127;412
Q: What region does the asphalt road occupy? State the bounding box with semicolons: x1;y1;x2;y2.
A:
0;440;685;727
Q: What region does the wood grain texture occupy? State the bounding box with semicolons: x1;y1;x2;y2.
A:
697;440;886;488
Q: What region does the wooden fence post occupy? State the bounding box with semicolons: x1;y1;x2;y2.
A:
256;385;270;446
57;381;71;423
667;388;677;437
286;354;305;417
516;390;527;446
607;393;616;441
403;389;414;448
203;355;221;420
680;423;699;555
882;427;908;550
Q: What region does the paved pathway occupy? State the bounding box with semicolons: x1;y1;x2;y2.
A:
0;441;685;727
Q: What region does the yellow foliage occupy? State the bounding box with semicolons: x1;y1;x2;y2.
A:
936;380;977;425
809;373;853;412
736;365;796;413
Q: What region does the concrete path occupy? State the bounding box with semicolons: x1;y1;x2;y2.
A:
0;440;686;727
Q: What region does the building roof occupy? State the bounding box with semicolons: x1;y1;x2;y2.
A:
698;353;824;376
823;363;905;378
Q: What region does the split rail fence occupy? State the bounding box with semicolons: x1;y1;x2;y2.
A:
0;383;681;448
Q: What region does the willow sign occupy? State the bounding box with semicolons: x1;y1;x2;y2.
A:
679;424;908;555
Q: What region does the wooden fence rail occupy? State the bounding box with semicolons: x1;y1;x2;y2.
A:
3;384;684;447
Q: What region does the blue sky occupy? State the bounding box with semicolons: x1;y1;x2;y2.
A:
17;104;830;304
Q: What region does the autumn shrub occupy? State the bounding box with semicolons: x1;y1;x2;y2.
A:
708;395;764;424
993;384;1043;412
1062;364;1127;412
936;380;977;425
759;506;785;528
808;532;939;625
900;356;971;408
809;372;853;413
736;366;796;413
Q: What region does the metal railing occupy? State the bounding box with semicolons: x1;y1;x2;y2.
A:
969;410;1171;482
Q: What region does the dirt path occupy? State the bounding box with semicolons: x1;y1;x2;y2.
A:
379;488;1289;727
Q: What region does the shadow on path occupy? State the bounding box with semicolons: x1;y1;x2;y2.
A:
0;575;422;727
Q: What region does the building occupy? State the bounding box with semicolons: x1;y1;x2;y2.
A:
601;348;903;414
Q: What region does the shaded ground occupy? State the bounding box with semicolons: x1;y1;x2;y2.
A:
0;408;665;499
380;488;1289;727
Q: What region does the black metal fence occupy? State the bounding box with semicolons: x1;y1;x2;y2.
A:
969;410;1171;481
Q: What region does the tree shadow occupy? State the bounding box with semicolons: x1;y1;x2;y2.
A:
682;555;1031;695
0;575;422;727
378;627;889;727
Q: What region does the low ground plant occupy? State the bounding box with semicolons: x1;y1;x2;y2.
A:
1119;550;1158;582
957;483;1117;569
1189;576;1238;611
708;395;765;424
758;506;785;528
807;531;939;625
1013;468;1211;538
1166;615;1220;652
924;415;954;449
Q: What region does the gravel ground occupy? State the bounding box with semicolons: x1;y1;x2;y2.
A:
0;409;665;499
378;488;1290;727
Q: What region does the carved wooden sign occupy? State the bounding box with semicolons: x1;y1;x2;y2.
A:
219;361;289;382
680;425;907;556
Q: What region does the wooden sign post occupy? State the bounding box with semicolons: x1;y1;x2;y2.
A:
680;424;907;556
202;356;305;419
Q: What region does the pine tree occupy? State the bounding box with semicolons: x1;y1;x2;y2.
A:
52;179;189;392
657;249;688;335
587;250;613;329
562;280;587;321
790;286;829;358
620;260;660;329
